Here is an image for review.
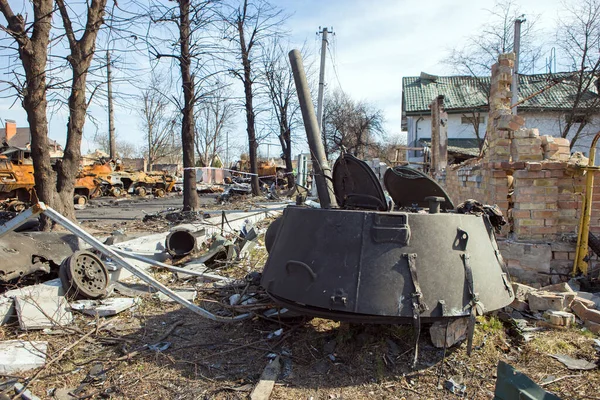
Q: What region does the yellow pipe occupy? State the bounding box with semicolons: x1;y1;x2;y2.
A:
573;131;600;275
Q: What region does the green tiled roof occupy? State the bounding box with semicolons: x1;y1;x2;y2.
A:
402;72;600;114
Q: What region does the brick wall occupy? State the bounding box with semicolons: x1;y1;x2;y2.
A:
435;53;590;285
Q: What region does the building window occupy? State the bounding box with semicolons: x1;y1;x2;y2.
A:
461;115;485;125
565;114;590;124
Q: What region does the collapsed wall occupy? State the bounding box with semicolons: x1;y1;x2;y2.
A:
436;53;592;286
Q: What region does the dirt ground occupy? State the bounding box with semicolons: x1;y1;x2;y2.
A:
2;194;600;399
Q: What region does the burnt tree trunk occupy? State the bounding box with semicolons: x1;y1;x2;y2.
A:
237;16;260;196
179;0;199;210
0;0;54;230
278;112;295;189
55;0;107;221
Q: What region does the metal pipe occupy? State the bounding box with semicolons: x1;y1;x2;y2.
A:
288;49;337;208
113;248;230;282
573;131;600;275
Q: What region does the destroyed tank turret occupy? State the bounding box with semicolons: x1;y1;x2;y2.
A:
261;51;515;357
262;154;515;324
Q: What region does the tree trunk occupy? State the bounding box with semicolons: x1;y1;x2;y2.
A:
0;0;54;230
56;65;88;220
55;0;107;222
278;112;294;189
179;0;199;210
238;21;260;196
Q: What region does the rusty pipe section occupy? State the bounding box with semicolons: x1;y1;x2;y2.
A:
288;49;337;209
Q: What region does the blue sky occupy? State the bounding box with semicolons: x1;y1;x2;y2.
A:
0;0;567;158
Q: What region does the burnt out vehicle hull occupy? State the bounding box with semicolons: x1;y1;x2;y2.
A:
0;232;81;282
261;206;514;323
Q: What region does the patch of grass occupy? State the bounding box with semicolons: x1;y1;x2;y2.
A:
530;337;577;354
577;328;596;338
478;315;503;333
375;355;385;382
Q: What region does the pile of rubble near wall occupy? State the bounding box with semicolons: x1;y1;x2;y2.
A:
511;280;600;334
436;52;592;286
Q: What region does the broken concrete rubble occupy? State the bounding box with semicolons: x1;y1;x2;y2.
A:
545;310;575;327
70;298;139;317
2;279;72;330
527;290;575;312
0;340;47;374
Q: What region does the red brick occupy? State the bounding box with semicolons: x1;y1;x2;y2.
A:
558;201;578;209
553;251;569;260
512;210;531;218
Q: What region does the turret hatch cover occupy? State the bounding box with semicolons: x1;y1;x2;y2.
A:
384;166;455;210
332;153;388;211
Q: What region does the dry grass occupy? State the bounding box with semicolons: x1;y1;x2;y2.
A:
3;203;600;399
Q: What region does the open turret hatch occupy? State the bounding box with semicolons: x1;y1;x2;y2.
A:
332;153;388;211
384;166;455;210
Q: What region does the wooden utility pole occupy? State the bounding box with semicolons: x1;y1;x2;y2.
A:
316;27;331;134
107;50;116;159
512;16;525;115
430;95;447;176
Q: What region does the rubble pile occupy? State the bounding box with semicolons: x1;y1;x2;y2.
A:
509;280;600;334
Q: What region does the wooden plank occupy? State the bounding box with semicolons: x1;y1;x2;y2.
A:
250;356;281;400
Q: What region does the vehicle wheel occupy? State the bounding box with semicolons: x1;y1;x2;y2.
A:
61;251;109;300
154;188;165;198
7;201;26;212
74;195;88;205
110;187;122;197
135;186;147;196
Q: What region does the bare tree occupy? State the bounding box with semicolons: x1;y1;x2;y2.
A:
0;0;109;228
147;0;221;210
195;81;233;167
0;0;54;221
445;0;541;76
262;39;299;188
139;76;178;170
223;0;286;195
323;90;385;159
556;0;600;147
54;0;108;221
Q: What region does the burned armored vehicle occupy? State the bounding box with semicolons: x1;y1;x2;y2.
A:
262;154;514;324
261;51;514;362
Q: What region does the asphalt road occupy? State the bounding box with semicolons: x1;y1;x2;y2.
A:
75;193;218;223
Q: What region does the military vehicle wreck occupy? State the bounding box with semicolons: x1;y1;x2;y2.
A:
261;50;515;363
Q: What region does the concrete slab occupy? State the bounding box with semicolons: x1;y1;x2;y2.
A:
545;310;575;327
0;296;13;325
14;294;72;330
5;279;72;330
0;340;47;374
70;298;139;317
527;291;570;312
576;292;600;309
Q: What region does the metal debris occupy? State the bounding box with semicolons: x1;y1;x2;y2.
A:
494;361;561;400
550;354;597;370
444;378;466;395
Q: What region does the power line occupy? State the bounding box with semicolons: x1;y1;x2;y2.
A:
328;35;344;92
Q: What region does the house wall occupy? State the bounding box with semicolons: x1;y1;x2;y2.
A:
523;111;600;154
406;112;600;161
